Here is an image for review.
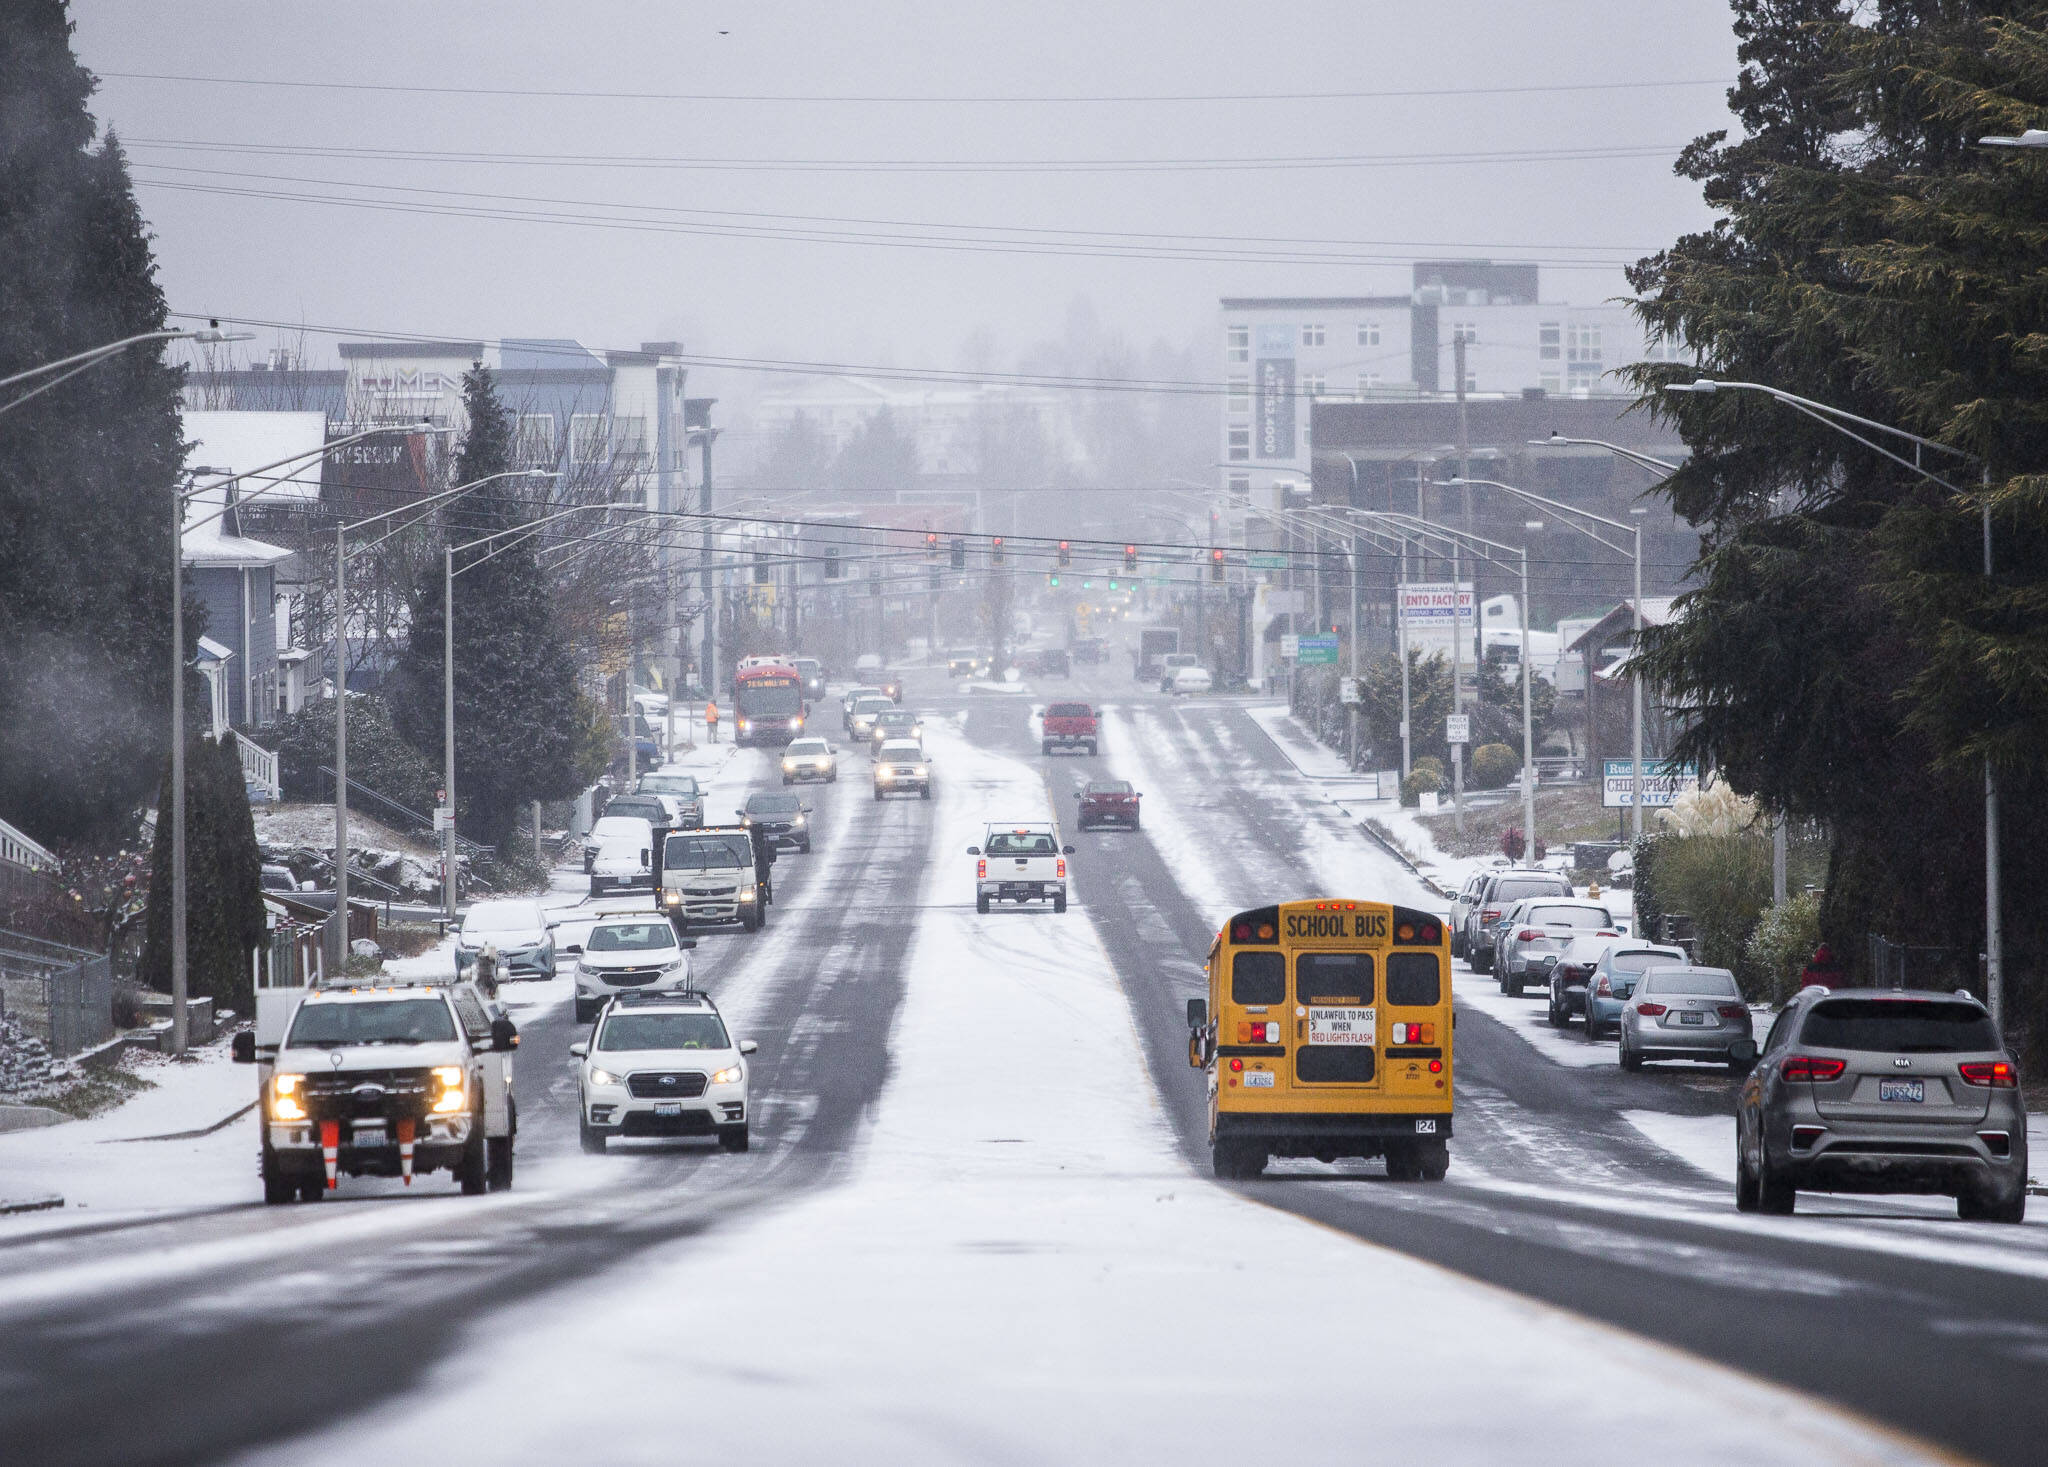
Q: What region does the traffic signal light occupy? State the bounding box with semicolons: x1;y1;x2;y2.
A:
925;531;940;560
1108;578;1119;592
1057;540;1072;568
824;545;841;579
1123;543;1138;572
1210;547;1225;583
990;536;1005;565
949;536;966;570
1047;572;1061;589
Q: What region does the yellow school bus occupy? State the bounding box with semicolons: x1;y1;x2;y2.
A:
1186;899;1452;1180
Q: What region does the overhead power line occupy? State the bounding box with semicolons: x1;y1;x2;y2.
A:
100;70;1734;106
129;167;1649;269
122;136;1685;177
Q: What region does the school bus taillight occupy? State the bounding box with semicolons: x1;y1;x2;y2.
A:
1391;1022;1435;1044
1238;1021;1279;1043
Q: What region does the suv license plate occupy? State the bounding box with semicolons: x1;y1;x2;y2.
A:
1879;1080;1925;1103
654;1102;683;1117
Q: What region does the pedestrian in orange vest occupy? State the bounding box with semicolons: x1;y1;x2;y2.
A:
705;699;720;744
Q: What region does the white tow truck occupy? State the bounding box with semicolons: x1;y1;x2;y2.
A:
232;969;519;1203
968;820;1075;914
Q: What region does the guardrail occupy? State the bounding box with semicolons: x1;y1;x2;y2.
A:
235;731;280;801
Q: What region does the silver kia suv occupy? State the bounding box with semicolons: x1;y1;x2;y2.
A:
1736;987;2027;1221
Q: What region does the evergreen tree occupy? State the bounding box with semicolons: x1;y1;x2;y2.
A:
389;366;585;849
138;734;265;1010
0;3;190;846
831;409;921;497
1627;1;2048;1038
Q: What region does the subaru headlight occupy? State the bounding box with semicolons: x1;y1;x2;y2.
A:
794;814;807;827
588;1066;624;1087
914;765;928;778
782;759;796;770
271;1072;307;1122
710;1064;744;1086
878;768;895;781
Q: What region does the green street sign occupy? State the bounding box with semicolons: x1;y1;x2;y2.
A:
1296;633;1340;665
1248;552;1289;569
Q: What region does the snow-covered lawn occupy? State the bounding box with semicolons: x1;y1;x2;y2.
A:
244;722;1953;1466
0;1043;254;1231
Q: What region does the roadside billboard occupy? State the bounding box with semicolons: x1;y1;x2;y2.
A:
1255;324;1295;462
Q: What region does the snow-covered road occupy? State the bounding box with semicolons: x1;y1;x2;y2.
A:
247;713;1950;1466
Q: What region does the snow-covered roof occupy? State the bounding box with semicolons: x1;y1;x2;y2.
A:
183;517;292;570
1564;597;1679;654
183;410;327;508
196;635;234;663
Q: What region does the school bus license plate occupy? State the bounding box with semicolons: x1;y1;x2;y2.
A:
1307;1008;1375;1045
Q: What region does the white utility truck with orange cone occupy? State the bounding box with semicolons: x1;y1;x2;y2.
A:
232;974;519;1203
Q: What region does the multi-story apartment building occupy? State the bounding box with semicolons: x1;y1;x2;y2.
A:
1217;262;1681;514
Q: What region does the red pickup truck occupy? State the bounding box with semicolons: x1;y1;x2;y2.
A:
1041;701;1099;756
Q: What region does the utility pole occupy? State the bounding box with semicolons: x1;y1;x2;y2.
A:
169;481;188;1057
442;545;457;922
1451;335;1471;833
332;523;350;971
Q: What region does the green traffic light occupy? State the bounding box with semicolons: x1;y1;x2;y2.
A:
1108;579;1119;591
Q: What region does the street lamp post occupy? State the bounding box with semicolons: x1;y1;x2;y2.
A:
1371;509;1536;862
168;467;231;1057
1456;468;1653;838
328;461;530;953
1662;377;2003;1031
1;325;246;419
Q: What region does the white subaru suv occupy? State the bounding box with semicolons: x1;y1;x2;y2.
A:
573;914;697;1024
571;991;757;1153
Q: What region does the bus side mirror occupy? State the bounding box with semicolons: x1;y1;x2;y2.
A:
231;1030;255;1064
1186;998;1207;1031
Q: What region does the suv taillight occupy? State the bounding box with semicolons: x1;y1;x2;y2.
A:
1959;1060;2018;1088
1056;858;1066;878
976;859;986;879
1783;1056;1847;1082
1636;1002;1667;1017
1481;908;1500;922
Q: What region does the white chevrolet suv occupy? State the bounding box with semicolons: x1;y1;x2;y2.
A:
571;991;757;1153
573;915;697;1024
969;821;1074;914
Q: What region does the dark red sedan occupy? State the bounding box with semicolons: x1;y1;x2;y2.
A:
1076;778;1141;831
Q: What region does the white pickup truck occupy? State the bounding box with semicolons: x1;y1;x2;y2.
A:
969;821;1075;915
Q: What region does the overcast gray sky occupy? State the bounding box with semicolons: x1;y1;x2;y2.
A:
74;1;1740;397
